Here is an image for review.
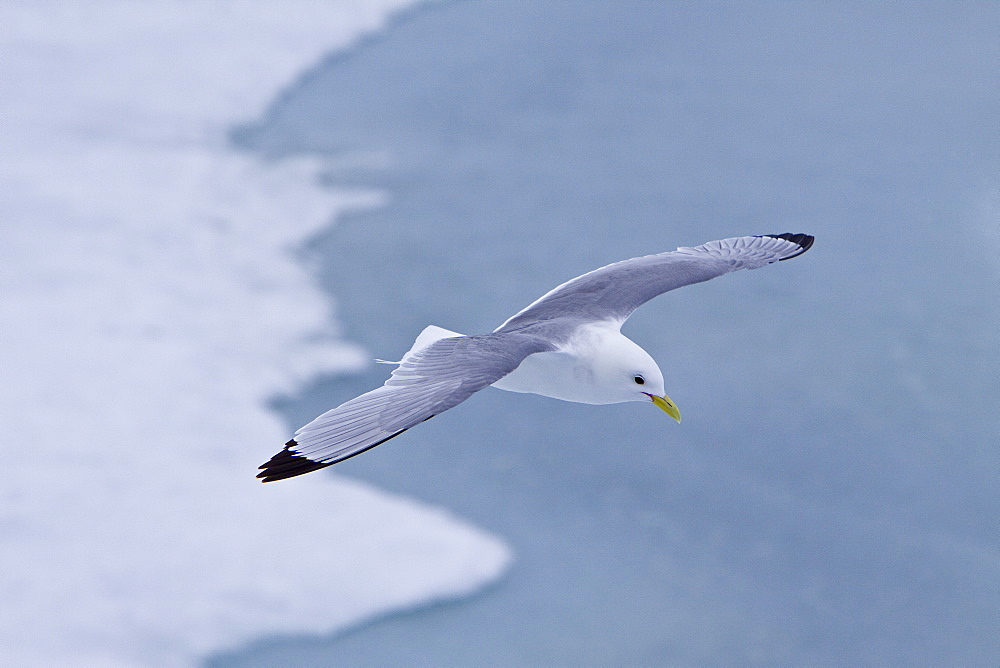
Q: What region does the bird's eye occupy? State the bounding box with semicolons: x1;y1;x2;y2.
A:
633;375;645;385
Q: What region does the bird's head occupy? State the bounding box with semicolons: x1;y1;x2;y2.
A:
587;328;681;422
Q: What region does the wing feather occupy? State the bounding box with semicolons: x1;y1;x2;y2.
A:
495;233;813;336
258;332;552;481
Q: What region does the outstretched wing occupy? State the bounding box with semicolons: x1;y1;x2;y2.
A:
258;332;552;482
495;234;813;336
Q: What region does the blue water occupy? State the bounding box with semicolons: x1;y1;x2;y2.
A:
213;1;1000;664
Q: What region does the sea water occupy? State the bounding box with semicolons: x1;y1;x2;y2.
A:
216;1;1000;665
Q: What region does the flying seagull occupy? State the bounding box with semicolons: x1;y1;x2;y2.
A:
258;233;813;482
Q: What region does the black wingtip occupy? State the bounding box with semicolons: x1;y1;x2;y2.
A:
763;233;814;260
257;439;334;483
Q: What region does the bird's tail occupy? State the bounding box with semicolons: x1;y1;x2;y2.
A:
376;325;465;366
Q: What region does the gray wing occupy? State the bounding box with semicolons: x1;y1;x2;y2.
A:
258;332;553;482
494;233;813;337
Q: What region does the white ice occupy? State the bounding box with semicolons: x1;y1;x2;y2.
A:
0;2;511;665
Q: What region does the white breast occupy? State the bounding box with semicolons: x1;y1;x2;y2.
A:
492;321;648;405
490;349;610;403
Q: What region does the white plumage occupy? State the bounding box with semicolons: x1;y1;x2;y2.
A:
259;233;813;482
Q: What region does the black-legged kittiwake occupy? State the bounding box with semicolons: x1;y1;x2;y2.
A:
258;233;814;482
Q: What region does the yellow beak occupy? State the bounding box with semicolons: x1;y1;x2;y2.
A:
648;393;681;423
